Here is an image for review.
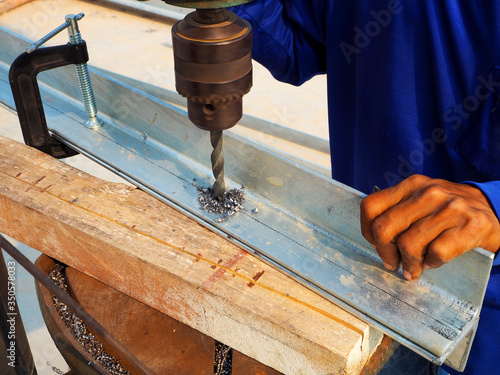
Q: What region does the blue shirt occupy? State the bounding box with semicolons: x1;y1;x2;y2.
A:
233;1;500;374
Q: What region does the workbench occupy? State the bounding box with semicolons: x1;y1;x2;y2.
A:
0;0;395;373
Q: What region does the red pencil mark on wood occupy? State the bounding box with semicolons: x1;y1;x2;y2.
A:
41;184;52;193
247;270;265;288
33;175;46;185
201;250;247;289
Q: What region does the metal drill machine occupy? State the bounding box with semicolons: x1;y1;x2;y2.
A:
162;0;254;198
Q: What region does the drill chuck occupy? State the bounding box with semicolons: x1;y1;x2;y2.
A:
171;8;252;131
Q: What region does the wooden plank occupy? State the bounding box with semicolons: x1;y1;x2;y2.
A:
0;135;386;374
0;0;36;14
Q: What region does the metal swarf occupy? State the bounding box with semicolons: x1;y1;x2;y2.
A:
197;185;245;222
214;341;232;375
49;264;130;375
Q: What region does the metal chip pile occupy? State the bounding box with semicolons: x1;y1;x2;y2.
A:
49;264;130;375
214;341;232;375
197;184;245;223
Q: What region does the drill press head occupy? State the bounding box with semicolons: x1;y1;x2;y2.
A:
163;1;253;131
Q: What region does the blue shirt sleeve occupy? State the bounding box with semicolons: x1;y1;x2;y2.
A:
463;181;500;266
231;0;327;86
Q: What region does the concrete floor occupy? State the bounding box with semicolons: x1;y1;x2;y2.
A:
0;1;328;373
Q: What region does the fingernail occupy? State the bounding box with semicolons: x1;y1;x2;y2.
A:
423;263;431;270
403;270;413;280
383;262;394;270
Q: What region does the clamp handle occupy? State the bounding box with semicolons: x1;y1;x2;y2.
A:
8;43;89;158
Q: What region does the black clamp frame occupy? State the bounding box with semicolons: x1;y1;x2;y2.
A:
8;13;100;159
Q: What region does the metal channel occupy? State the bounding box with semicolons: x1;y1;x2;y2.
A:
91;66;331;176
100;0;190;20
0;27;493;371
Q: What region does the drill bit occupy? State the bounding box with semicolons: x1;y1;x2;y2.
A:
210;130;226;198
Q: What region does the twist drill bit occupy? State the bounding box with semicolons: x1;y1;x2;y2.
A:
210;130;226;198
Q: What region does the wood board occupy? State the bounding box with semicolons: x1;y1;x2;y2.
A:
0;135;389;374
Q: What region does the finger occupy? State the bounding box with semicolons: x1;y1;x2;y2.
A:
420;195;498;269
374;236;400;271
396;210;453;280
365;199;403;270
423;228;469;270
371;193;442;271
360;175;429;244
360;189;402;244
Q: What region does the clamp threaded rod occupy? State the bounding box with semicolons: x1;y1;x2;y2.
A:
66;14;102;129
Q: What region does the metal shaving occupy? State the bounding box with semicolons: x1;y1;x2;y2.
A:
48;264;130;375
197;184;245;222
46;361;65;374
214;341;232;375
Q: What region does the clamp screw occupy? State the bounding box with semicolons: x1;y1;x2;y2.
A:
26;13;102;129
26;13;84;53
65;14;102;129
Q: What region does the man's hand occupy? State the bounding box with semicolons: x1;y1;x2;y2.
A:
360;174;500;281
